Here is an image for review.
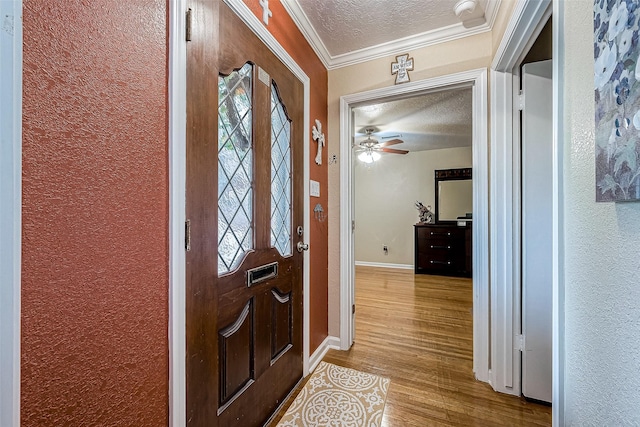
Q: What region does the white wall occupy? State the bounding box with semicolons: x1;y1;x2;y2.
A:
563;1;640;424
354;147;472;266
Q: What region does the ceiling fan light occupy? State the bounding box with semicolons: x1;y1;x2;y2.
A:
360;136;377;148
358;151;381;163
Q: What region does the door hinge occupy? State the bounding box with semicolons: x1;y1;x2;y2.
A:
185;219;191;251
352;304;356;314
515;334;524;351
185;8;192;42
352;220;356;232
517;90;524;111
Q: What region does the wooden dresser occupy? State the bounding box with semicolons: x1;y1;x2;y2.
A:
414;223;472;277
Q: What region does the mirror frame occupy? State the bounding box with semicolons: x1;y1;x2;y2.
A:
434;167;472;224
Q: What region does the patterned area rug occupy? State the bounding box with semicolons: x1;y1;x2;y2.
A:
276;361;390;427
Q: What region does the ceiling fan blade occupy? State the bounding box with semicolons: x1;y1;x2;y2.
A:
378;139;403;147
379;147;409;155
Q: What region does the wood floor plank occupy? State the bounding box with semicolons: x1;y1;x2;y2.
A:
269;266;551;426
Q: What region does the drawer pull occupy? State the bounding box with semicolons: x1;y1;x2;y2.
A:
430;231;451;236
430;245;451;250
430;260;452;265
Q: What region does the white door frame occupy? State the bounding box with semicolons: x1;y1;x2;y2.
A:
168;0;187;425
0;1;22;425
489;0;556;401
169;0;312;425
339;69;490;383
551;2;565;423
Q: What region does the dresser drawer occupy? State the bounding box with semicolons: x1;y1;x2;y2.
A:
416;227;464;241
417;252;455;267
421;242;460;252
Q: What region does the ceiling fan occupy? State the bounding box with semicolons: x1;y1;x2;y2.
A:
355;127;409;163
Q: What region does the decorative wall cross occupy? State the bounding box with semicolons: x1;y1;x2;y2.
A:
312;119;325;166
259;0;273;25
391;54;414;84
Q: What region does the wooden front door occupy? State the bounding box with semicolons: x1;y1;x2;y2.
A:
185;1;305;425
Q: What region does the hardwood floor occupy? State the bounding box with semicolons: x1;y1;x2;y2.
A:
269;266;551;426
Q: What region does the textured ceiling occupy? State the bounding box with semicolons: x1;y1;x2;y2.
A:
353;88;472;152
289;0;490;58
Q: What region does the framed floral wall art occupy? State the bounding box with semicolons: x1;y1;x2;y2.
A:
595;0;640;201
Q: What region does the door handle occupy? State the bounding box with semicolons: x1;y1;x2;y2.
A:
297;242;309;252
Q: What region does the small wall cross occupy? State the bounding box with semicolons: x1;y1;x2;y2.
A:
391;54;414;84
259;0;273;25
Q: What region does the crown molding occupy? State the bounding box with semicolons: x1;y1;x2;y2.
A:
280;0;333;68
485;0;502;29
327;20;492;69
282;0;501;70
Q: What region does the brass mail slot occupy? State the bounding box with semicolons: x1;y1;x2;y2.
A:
246;262;278;287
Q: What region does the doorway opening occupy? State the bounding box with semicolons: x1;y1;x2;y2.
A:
352;87;473;272
339;69;490;382
171;0;312;424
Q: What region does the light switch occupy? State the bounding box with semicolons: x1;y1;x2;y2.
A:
310;180;320;197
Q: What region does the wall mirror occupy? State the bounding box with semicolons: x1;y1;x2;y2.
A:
434;168;472;223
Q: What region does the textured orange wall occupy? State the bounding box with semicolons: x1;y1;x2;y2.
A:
243;0;329;353
21;0;169;425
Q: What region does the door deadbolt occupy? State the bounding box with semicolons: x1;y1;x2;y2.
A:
297;226;304;236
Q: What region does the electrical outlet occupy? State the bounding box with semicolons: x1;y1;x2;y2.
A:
383;245;388;255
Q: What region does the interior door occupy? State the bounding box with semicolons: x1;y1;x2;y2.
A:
521;59;552;403
186;1;305;425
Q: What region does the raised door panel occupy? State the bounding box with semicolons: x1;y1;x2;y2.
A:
270;288;293;364
218;300;255;411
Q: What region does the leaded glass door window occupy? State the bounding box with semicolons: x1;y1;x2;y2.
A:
218;63;254;274
270;83;292;257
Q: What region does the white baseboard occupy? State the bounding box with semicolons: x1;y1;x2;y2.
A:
355;261;414;270
309;336;340;373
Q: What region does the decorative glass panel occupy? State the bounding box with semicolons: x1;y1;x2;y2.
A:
270;83;292;257
218;63;253;274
